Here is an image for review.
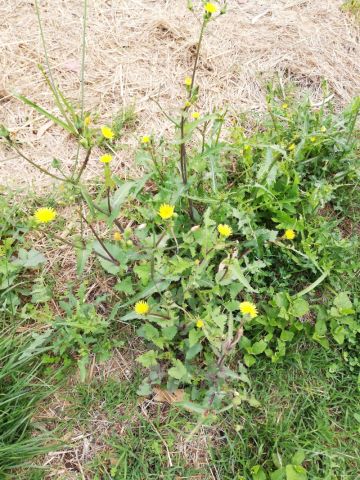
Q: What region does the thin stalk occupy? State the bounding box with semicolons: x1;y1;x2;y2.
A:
73;0;89;175
75;147;92;182
9;142;67;182
34;0;74;130
81;214;119;266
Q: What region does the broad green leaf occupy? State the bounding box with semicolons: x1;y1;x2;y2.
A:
250;340;267;355
280;330;294;342
251;465;267;480
332;326;345;345
137;350;158;367
244;353;256;367
333;292;354;314
291;450;305;465
114;277;135;295
291;298;309;318
168;359;187;380
285;464;307;480
270;468;286;480
14;248;46;268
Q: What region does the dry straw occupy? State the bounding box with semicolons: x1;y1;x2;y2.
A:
1;0;359;189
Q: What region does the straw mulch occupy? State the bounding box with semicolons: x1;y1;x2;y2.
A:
1;0;359;189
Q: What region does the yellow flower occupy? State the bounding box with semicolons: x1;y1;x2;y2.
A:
283;229;296;240
320;126;327;133
34;207;57;224
101;126;114;140
289;143;296;151
159;204;175;220
134;300;150;315
196;319;204;328
185;101;192;108
310;136;316;143
217;224;232;238
184;77;192;86
100;154;113;163
113;231;122;241
191;111;200;119
84;115;91;126
205;2;218;14
282;103;288;109
141;135;150;144
239;301;258;319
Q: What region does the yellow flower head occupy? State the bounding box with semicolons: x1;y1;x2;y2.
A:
282;103;288;109
205;2;218;14
113;231;122;241
217;224;232;238
34;207;57;224
196;319;204;328
141;135;151;144
159;204;175;220
184;77;192;87
239;301;258;319
100;154;113;164
310;136;316;143
320;126;327;133
288;143;296;151
191;111;200;119
185;101;192;108
134;300;150;315
101;126;114;140
84;115;91;126
284;229;296;240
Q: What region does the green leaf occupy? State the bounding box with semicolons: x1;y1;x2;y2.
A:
76;243;93;276
250;340;267;355
16;94;74;133
280;330;294;342
251;465;267;480
15;248;46;268
136;350;158;367
291;449;305;465
291;298;309;318
162;325;177;341
229;259;257;292
108;182;134;223
285;464;307;480
244;353;256;367
270;468;285;480
138;324;159;342
114;277;135;295
333;292;354;314
332;326;345;345
168;359;188;380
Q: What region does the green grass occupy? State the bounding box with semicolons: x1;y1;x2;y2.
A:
0;326;55;477
38;344;357;479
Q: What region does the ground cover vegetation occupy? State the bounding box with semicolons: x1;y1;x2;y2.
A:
0;1;359;478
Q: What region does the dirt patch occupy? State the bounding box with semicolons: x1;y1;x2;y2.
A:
1;0;359;190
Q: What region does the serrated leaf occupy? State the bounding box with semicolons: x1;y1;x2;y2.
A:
136;350;158;367
291;298;309;318
168;359;187;380
15;248;46;268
